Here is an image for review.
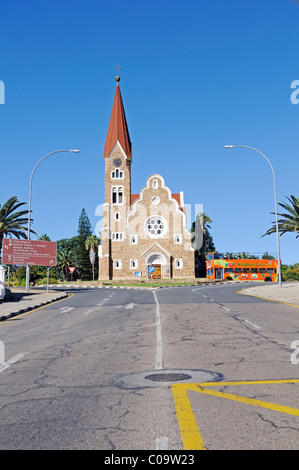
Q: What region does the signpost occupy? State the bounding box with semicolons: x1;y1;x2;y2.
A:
2;239;57;291
2;239;57;266
68;267;76;282
149;266;155;283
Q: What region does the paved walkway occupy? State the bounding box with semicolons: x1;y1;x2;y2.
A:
0;288;68;321
239;282;299;307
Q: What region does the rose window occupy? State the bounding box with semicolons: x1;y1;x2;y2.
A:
145;216;166;237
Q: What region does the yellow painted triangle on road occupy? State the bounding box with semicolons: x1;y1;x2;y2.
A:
172;379;299;450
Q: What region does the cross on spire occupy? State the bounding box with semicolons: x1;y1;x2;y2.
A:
115;65;121;82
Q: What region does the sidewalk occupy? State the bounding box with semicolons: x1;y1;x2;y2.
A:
0;287;68;321
239;282;299;307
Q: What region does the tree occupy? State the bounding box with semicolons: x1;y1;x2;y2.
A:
77;209;93;280
262;252;275;260
191;212;215;277
57;247;79;282
85;235;100;281
0;196;36;258
38;234;51;241
262;195;299;238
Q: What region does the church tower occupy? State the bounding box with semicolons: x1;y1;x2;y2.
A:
99;74;195;281
99;73;132;280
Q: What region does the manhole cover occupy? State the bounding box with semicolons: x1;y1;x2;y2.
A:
114;369;223;389
145;373;192;382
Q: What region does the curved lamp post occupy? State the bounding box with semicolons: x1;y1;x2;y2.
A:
224;145;282;288
25;149;80;292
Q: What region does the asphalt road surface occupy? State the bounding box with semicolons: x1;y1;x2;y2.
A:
0;283;298;450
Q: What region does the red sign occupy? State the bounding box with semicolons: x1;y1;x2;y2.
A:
68;267;76;273
2;239;57;266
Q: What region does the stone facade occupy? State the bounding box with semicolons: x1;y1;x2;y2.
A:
98;80;195;280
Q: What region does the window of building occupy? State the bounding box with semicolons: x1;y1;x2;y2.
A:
152;180;158;189
130;259;138;269
174;234;182;244
112;232;124;241
151;196;160;205
130;234;138;244
145;216;167;238
111;169;124;179
175;259;183;269
115;212;120;220
114;260;122;269
112;186;123;204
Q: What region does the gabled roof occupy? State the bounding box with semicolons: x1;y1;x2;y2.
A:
104;80;132;159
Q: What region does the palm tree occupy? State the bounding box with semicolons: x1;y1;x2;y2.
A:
57;247;78;282
262;195;299;238
0;196;36;259
191;212;213;276
85;235;100;281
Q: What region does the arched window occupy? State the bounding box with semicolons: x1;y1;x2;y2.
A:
112;186;124;204
111;170;124;179
114;260;122;269
130;259;138;269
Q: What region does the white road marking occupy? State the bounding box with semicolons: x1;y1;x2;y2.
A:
0;341;4;365
153;291;163;370
83;308;96;315
125;303;136;310
156;436;168;450
0;352;28;374
220;306;231;312
59;307;74;313
243;319;261;329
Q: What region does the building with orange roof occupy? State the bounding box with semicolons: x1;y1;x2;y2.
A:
98;74;194;280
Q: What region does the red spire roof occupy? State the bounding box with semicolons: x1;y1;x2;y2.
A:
104;80;132;159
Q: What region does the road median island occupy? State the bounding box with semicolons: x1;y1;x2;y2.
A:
237;282;299;307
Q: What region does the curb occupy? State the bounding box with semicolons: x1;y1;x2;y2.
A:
0;293;69;322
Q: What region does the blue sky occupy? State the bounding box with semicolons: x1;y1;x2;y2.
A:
1;0;298;265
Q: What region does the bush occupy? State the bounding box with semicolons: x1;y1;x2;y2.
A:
36;277;57;285
284;269;299;281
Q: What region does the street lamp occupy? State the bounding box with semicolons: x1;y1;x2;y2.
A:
25;149;80;292
224;145;282;288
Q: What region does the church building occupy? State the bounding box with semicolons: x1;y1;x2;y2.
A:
98;75;195;280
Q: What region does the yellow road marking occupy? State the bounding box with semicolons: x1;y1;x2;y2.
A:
172;379;299;450
172;384;206;450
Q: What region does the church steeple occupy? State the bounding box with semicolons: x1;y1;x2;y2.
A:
104;75;132;159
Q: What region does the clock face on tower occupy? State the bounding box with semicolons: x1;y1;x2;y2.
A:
113;158;122;168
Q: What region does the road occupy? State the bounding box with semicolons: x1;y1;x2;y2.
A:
0;283;298;450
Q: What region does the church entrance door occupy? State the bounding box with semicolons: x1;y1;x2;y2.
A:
152;264;161;279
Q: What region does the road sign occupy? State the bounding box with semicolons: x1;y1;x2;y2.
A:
2;239;57;266
68;267;76;273
149;266;155;273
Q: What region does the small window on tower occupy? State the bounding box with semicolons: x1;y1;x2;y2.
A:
152;180;158;189
118;188;123;203
112;187;117;204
